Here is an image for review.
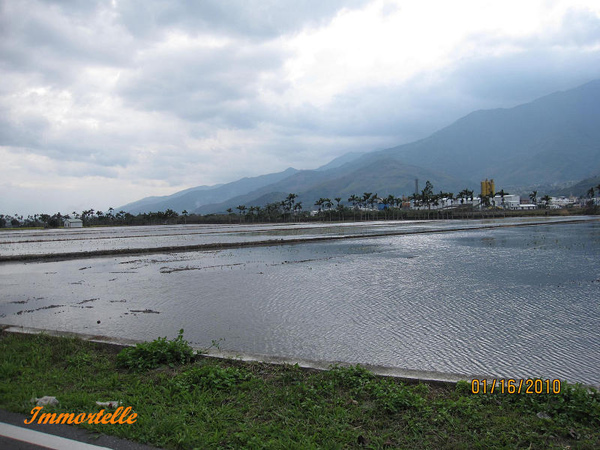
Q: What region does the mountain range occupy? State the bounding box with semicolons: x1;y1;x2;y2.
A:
118;79;600;214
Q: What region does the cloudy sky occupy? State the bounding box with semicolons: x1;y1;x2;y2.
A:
2;0;600;216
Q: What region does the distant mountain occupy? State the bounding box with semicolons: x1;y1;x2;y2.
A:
314;151;366;171
550;174;600;198
118;184;219;213
195;156;467;214
121;79;600;214
375;79;600;188
118;167;299;214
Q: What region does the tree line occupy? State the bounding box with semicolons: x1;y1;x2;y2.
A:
2;181;599;228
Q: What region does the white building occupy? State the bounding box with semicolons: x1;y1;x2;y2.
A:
63;218;83;228
518;203;537;210
550;196;577;208
491;194;521;209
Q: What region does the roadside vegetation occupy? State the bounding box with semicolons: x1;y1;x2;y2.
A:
1;330;598;449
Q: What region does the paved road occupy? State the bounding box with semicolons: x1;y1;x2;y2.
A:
0;409;160;450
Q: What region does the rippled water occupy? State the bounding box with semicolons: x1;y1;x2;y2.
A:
0;216;583;257
1;218;599;385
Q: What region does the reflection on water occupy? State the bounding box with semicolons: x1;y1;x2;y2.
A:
0;216;590;257
1;218;599;385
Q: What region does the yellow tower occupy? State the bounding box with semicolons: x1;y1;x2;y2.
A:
481;179;495;197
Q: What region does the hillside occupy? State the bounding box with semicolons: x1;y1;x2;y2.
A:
374;79;600;187
195;156;467;214
118;167;299;214
551;174;600;198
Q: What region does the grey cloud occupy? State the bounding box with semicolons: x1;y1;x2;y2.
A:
0;110;135;169
118;41;287;127
444;49;600;108
256;45;600;150
115;0;371;40
0;1;134;86
36;141;132;169
265;83;473;150
36;0;102;17
0;115;51;148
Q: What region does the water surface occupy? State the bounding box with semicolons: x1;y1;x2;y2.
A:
1;218;598;385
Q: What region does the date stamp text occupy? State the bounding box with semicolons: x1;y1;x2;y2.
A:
471;378;561;394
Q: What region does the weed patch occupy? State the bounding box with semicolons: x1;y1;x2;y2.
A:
172;365;254;391
116;329;194;372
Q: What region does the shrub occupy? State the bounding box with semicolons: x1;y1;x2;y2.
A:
173;365;253;391
117;329;194;372
326;364;374;389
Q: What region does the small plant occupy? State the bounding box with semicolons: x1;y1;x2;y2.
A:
210;338;224;350
117;329;194;372
455;380;471;395
327;364;374;389
173;365;253;391
368;380;425;412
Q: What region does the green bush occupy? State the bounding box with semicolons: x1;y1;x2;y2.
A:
117;329;194;372
326;364;374;389
173;365;253;391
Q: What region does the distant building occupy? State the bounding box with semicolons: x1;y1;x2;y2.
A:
63;218;83;228
551;196;577;208
518;203;537;210
492;194;521;209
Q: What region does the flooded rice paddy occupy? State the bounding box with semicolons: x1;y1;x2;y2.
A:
1;217;599;386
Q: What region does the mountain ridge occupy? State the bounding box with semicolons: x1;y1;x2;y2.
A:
119;78;600;214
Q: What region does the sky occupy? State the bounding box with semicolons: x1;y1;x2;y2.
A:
1;0;600;216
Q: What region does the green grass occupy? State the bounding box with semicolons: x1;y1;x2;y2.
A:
1;331;598;449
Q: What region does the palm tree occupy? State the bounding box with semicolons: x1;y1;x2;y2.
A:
285;193;297;222
262;203;278;222
396;196;405;219
348;194;359;221
409;193;420;210
236;205;246;223
421;181;434;217
362;192;372;208
334;197;342;220
457;189;467;205
181;210;188;224
529;191;538;206
586;188;596;207
480;193;491;208
541;195;551;209
386;194;395;220
314;198;324;214
293;202;302;219
369;193;378;219
324;198;333;221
